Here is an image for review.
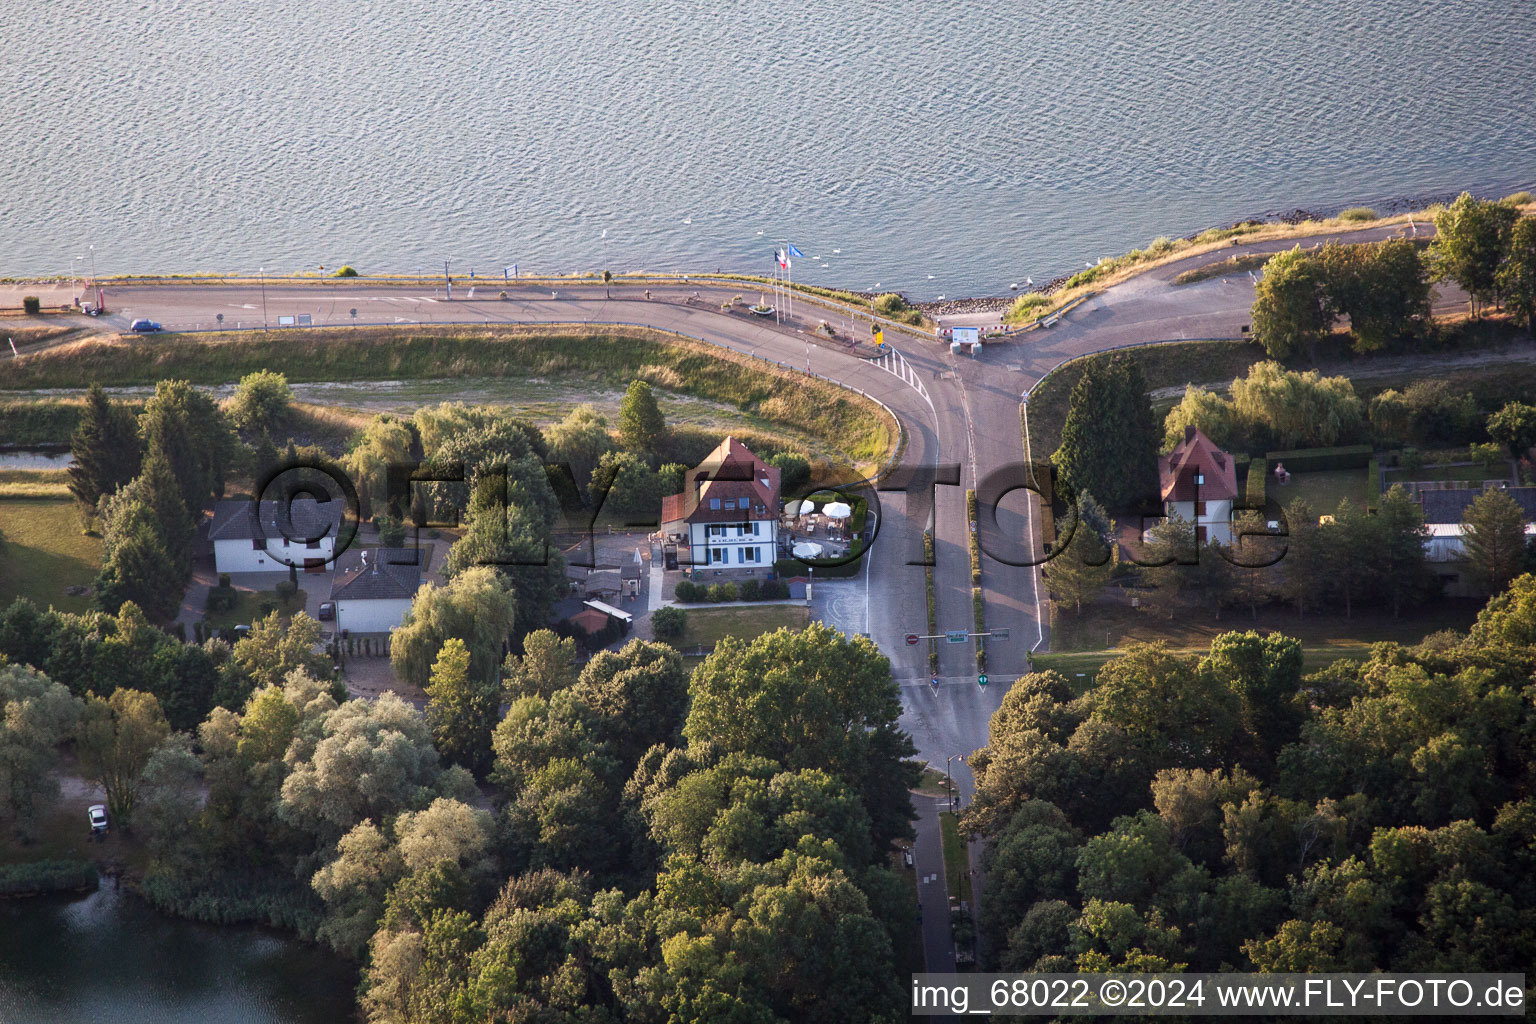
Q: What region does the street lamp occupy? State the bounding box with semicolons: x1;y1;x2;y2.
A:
259;267;269;331
945;753;966;816
74;256;84;305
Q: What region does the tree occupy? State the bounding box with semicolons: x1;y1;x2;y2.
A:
502;629;577;700
1319;239;1430;354
1051;355;1160;509
1498;217;1536;332
1325;499;1384;618
1370;390;1412;444
0;664;82;840
93;519;185;622
1046;492;1114;614
137;379;238;508
341;414;416;520
228;370;293;435
1461;489;1528;595
75;688;171;828
1229;361;1364;449
1431;192;1518;315
1487;401;1536;458
67;383;141;516
768;452;812;495
618;379;666;452
685;622;917;851
113;450;195;569
545;404;613;488
589;450;666;525
425;638;498;775
231;611;330;692
572;639;690;767
1162;385;1236;451
391;566;517;691
1251;246;1331;361
650;605;686;642
1377;484;1435;615
1200;632;1303;760
440;483;565;636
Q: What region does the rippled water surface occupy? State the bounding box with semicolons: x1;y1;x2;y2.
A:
3;0;1532;297
0;886;357;1023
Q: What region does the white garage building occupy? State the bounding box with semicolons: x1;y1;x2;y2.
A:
331;548;423;635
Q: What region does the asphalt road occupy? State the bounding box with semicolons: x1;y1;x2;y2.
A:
5;220;1472;971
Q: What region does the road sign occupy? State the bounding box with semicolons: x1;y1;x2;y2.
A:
978;674;989;687
991;628;1010;640
905;633;920;646
930;677;940;689
945;630;968;645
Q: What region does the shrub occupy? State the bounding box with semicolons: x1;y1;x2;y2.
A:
1004;292;1052;322
1470;441;1506;469
274;579;298;602
1338;207;1378;222
21;296;40;314
258;599;277;618
872;293;909;315
1147;235;1176;254
651;605;685;641
332;265;359;277
708;582;737;603
1502;191;1532;207
0;860;97;897
218;573;231;588
674;580;703;602
738;578;761;601
205;586;237;614
760;579;789;599
1366;458;1382;511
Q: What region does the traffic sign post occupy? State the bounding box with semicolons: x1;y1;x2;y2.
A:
905;633;920;646
945;630;968;645
978;674;989;687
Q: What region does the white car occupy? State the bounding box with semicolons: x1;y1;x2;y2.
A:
88;804;109;835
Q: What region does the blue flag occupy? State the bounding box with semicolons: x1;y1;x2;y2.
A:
786;244;804;258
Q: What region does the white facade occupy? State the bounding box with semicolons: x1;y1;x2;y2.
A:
689;519;777;570
213;535;335;574
336;596;414;634
1166;498;1233;545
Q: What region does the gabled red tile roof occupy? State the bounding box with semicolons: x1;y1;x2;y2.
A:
1158;426;1238;502
660;436;780;526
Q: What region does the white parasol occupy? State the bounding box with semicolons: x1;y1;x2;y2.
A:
792;541;824;558
822;501;853;519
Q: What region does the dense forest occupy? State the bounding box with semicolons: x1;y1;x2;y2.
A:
965;576;1536;985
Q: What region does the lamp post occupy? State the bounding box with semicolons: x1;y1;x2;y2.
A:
259;267;269;331
73;255;85;305
945;753;966;816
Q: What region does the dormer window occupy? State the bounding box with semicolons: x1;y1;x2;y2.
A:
723;498;736;510
709;498;721;510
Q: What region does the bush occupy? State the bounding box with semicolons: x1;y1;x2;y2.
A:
872;293;909;315
0;860;97;897
708;582;738;603
1338;207;1378;222
738;578;761;601
1470;441;1506;469
205;585;237;614
1502;191;1532;207
21;296;40;314
274;579;298;602
651;605;685;641
1146;235;1176;254
332;265;359;277
759;579;789;599
218;573;231;588
376;514;407;548
673;580;702;602
1004;292;1051;323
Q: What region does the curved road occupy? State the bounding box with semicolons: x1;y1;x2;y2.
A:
3;221;1466;974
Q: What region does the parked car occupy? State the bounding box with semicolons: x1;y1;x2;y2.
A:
88;804;109;836
129;319;163;333
317;601;335;621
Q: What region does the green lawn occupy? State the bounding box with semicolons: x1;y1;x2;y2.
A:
938;811;973;905
0;499;102;613
677;603;809;649
1271;467;1369;516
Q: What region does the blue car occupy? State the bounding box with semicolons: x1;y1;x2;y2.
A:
129;319;163;333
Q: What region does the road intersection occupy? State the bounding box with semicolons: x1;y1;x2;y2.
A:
7;220;1458;970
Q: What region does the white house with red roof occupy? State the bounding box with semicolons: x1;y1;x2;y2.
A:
660;436;780;577
1157;425;1238;545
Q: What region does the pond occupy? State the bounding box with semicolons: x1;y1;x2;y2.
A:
0;884;358;1023
0;450;72;470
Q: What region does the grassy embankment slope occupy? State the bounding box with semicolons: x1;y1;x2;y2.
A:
0;326;898;475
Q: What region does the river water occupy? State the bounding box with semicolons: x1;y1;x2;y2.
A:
2;1;1532;298
0;886;358;1024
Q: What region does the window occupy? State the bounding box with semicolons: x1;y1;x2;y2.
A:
723;498;736;510
307;540;321;550
252;538;267;550
709;498;721;510
745;546;759;562
1194;472;1205;485
711;547;725;564
1195;501;1207;516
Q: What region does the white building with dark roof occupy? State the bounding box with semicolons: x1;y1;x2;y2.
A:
209;498;344;574
331;548;424;634
659;437;780;577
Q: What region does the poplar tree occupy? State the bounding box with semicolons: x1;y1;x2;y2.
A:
1052;355;1159;509
618;379;666;453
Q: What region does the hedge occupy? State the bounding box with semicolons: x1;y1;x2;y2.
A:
1264;444;1374;472
1244;457;1267;510
0;859;98;897
676;578;790;602
773;537;867;579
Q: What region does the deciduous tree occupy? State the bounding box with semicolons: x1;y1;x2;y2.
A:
1251;246;1331;362
1430;192;1517;316
75;687;171;827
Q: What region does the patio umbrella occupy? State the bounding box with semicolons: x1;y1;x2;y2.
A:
822;501;852;519
792;541;824;558
784;499;806;516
